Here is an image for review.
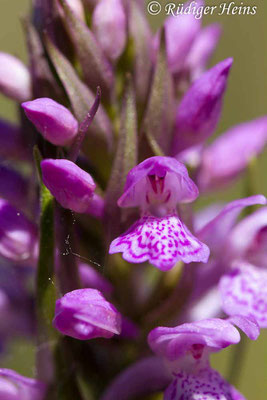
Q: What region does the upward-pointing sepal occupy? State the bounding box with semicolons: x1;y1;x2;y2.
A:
172;58;233;154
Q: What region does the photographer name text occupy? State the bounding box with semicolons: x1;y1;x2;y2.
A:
147;1;258;18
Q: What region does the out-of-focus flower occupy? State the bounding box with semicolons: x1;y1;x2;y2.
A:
100;357;171;400
153;1;221;80
0;199;38;264
161;2;202;74
0;165;29;210
197;117;267;191
172;58;233;155
148;317;258;399
0;265;35;347
41;159;96;213
220;262;267;328
53;288;121;340
79;263;113;294
22;98;79;146
0;369;46;400
0;120;28;161
92;0;126;61
186;23;222;81
227;206;267;267
0;52;32;102
185;195;267;322
109;157;209;270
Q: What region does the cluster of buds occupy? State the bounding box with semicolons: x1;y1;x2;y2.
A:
0;0;266;399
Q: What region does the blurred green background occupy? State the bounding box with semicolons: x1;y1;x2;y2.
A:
0;0;266;398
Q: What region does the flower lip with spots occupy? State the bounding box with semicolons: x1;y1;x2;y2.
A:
110;156;209;270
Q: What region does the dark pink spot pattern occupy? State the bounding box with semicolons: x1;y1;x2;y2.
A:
219;263;267;328
163;368;245;400
109;214;210;271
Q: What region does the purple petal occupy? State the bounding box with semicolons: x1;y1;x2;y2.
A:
163;1;203;73
172;58;233;154
148;318;240;362
22;98;79;146
0;199;38;264
86;193;105;218
118;156;199;208
79;263;113;294
101;357;171;400
227;206;267;267
198;117;267;191
109;214;209;271
0;368;46;400
92;0;126;61
186;23;222;81
53;288;122;340
220;263;267;328
164;368;246;400
0;53;32;102
228;315;260;341
197;195;267;253
41;159;96;213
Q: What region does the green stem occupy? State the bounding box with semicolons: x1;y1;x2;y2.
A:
36;182;58;381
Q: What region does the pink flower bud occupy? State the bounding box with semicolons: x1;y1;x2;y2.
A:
0;53;32;102
92;0;127;61
22;98;79;146
53;288;122;340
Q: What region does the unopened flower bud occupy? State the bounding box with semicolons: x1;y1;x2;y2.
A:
41;159;96;213
53;288;121;340
172;58;233;155
22;98;79;146
92;0;127;61
0;53;32;102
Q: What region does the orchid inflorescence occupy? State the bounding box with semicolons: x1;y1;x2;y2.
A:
0;0;266;399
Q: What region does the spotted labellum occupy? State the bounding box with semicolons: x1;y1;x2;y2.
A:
109;157;210;270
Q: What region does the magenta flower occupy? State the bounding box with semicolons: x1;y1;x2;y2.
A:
227;206;267;267
41;159;97;213
172;58;233;154
220;262;267;328
53;288;121;340
0;199;38;265
154;0;221;80
0;52;32;102
187;195;267;323
109;157;209;270
161;1;202;74
92;0;126;61
164;369;245;400
148;317;258;400
0;368;46;400
198;117;267;191
186;23;222;81
22;98;79;146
